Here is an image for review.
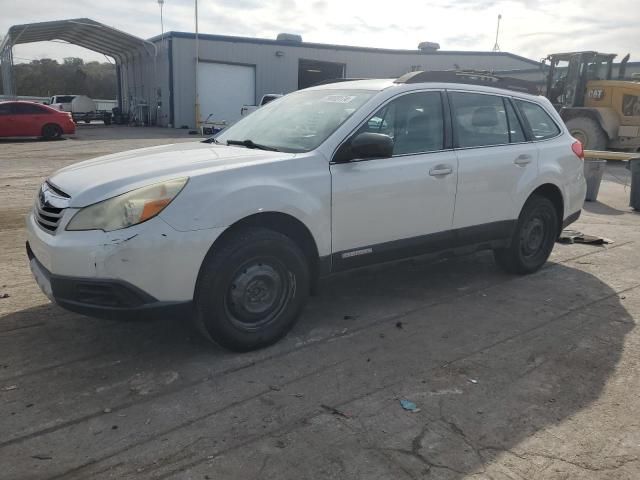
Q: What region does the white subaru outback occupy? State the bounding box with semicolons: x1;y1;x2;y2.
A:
26;73;587;351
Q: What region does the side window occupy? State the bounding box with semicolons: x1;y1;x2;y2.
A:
505;99;526;143
514;100;560;140
450;92;509;148
357;91;444;155
13;103;48;115
0;104;12;115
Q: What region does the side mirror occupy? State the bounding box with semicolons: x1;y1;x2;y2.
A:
335;132;393;163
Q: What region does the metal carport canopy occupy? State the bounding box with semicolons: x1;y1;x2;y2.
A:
0;18;156;63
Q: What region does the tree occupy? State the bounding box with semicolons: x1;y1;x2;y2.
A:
0;57;116;98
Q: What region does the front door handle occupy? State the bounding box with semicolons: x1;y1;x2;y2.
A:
514;154;533;166
429;164;453;176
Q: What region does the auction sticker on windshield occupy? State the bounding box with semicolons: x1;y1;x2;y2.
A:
321;95;357;103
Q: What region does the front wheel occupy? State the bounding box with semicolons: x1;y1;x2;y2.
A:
41;123;62;140
195;227;310;351
494;195;559;274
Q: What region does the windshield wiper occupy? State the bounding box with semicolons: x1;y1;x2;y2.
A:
225;139;280;152
201;137;221;144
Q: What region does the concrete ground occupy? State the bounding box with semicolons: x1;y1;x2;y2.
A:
1;125;639;480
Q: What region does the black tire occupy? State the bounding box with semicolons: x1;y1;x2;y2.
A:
194;227;310;351
494;195;559;274
565;116;607;150
103;116;112;126
41;123;62;140
84;120;91;124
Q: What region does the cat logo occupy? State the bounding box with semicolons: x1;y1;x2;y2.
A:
588;88;605;101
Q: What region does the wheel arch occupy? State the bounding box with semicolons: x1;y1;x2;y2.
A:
200;211;323;292
527;183;564;235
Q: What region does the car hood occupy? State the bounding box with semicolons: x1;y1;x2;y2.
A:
48;142;295;207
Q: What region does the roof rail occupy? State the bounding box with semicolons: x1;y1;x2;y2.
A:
311;77;368;86
395;70;539;95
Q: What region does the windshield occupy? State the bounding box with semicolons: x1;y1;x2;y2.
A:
215;89;375;152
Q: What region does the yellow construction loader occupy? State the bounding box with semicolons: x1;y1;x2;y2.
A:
544;51;640;151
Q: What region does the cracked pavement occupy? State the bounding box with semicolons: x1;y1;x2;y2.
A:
1;126;640;479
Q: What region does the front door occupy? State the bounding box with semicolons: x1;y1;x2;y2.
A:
330;91;458;270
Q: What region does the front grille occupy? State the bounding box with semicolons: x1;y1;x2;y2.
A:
35;203;65;232
34;182;70;233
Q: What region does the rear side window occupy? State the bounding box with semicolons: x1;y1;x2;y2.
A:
514;100;560;140
0;104;11;115
450;92;509;148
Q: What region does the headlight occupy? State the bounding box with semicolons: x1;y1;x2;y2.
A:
66;178;188;232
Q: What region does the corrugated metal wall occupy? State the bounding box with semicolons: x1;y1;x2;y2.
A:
165;35;543;128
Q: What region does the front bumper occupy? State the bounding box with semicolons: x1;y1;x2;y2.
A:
27;243;191;319
25;210;226;309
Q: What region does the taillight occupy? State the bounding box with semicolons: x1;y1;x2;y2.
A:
571;141;584;160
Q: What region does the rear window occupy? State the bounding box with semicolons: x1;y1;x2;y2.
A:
54;96;75;104
514;100;560;140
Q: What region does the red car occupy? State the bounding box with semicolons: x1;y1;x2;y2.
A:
0;101;76;140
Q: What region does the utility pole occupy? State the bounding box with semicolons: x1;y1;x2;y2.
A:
492;14;502;52
194;0;200;130
158;0;165;48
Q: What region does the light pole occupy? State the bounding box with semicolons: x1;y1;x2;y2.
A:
158;0;165;48
194;0;200;129
492;14;502;52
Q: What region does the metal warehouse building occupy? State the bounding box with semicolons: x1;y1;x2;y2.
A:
2;18;547;129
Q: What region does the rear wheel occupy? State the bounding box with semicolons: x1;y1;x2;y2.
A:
494;195;559;274
565;116;607;150
41;124;62;140
195;227;310;351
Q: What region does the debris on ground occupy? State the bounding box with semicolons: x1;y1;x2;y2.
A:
558;230;613;245
31;455;52;460
103;408;112;413
320;404;350;418
343;315;356;320
468;378;479;384
395;321;403;329
2;385;17;391
290;393;304;398
0;293;9;299
400;399;420;413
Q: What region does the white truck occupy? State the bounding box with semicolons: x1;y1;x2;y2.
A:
49;95;112;125
240;94;282;117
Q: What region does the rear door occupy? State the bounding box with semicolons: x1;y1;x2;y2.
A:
330;90;458;269
449;90;538;239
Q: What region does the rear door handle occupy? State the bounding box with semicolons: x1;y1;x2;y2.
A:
429;164;453;176
514;154;533;166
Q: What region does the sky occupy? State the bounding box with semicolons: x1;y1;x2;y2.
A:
0;0;638;64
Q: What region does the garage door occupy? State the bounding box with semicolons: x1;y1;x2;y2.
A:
197;62;255;124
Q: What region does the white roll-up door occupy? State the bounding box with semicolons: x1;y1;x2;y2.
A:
197;62;255;125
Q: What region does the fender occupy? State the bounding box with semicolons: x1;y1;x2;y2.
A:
160;158;332;257
561;107;619;140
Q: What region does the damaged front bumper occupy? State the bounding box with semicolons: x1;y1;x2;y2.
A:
26;244;190;319
25;210;225;318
